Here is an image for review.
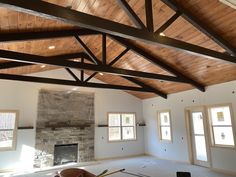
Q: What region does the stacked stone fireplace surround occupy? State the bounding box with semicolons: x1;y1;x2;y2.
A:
34;90;94;168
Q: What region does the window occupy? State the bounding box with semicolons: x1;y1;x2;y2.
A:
108;113;136;141
0;110;18;151
157;110;172;141
208;104;235;147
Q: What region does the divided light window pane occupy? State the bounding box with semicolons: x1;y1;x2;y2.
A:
208;105;235;147
0;113;16;129
108;114;120;126
160;112;170;126
210;106;232;126
161;127;171;140
213;127;234;146
122;127;135;140
108;127;121;141
122;114;135;126
0;131;13;148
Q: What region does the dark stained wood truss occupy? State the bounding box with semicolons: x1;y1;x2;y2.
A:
0;0;235;99
0;73;156;93
0;49;187;83
0;0;235;61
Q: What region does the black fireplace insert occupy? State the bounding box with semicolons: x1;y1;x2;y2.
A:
54;143;78;166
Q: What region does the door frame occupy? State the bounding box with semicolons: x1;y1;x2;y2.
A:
185;106;212;168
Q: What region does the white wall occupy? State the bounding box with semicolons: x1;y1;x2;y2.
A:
143;80;236;173
0;69;144;170
0;130;35;171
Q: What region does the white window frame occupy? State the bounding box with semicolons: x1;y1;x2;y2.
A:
207;103;236;148
108;112;136;142
157;110;173;142
0;110;19;151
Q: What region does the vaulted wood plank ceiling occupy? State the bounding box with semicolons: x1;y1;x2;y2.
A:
0;0;235;99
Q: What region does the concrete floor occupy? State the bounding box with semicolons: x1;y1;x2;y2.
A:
0;156;235;177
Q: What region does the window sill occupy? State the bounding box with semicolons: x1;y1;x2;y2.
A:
210;144;235;149
108;139;137;143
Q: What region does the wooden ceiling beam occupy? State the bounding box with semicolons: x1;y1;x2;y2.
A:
74;36;100;64
117;0;146;29
109;48;130;66
154;12;181;35
145;0;154;32
84;48;130;82
110;36;205;92
0;73;153;93
0;52;90;70
65;68;80;82
0;0;235;63
0;29;99;42
81;58;84;82
161;0;236;56
102;34;107;65
123;77;167;98
0;49;188;83
0;62;32;70
84;72;98;83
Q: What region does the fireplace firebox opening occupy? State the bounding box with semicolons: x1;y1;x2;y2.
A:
54;144;78;166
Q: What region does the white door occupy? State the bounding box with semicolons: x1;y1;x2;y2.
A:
189;108;211;167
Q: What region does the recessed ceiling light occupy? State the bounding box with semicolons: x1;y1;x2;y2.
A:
159;32;165;36
73;59;80;62
41;65;46;68
99;72;104;76
48;45;55;50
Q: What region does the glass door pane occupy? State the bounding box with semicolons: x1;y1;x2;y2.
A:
194;135;207;161
192;112;204;135
192;112;208;162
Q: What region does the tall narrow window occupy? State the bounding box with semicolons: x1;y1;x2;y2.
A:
208;104;235;147
0;110;18;151
158;110;172;141
108;113;136;141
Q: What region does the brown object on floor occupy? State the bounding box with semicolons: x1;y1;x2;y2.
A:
59;168;96;177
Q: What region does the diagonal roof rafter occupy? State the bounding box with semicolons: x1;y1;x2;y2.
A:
117;0;146;29
160;0;236;56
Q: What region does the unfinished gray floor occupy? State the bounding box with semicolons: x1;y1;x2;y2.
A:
1;156;235;177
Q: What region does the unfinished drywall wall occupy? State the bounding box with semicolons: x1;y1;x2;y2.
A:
0;69;144;170
143;80;236;173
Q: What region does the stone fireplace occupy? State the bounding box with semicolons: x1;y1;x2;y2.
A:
34;90;94;168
